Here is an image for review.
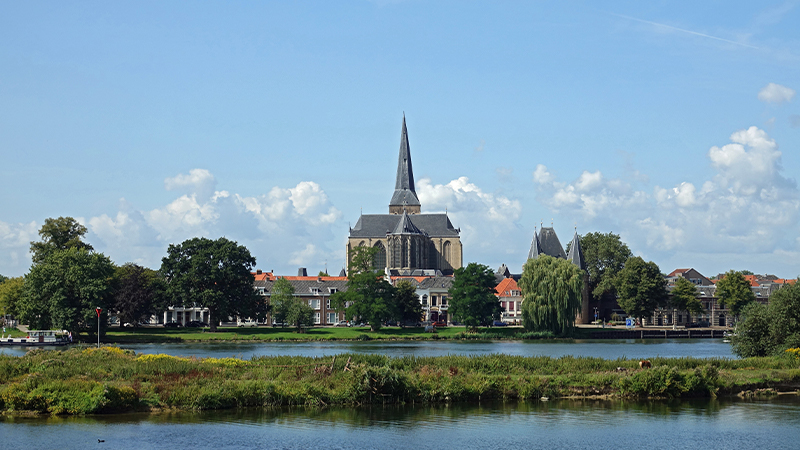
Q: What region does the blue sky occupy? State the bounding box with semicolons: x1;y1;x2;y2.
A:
1;1;799;279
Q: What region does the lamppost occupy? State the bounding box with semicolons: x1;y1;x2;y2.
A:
593;307;598;327
95;307;102;348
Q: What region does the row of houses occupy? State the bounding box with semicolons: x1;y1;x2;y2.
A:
157;265;793;328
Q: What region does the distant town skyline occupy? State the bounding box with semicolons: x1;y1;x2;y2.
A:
1;1;799;279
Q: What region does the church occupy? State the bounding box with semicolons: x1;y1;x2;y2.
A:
347;117;463;275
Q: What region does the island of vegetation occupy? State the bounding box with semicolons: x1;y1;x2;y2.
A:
1;347;798;416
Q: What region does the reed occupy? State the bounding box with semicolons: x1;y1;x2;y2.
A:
1;347;798;415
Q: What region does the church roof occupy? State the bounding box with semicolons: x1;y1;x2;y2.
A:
567;231;586;270
389;116;421;208
391;211;425;235
350;213;459;238
528;227;567;260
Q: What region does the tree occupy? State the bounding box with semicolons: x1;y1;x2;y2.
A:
111;264;166;326
270;277;314;331
577;232;632;299
615;256;668;322
448;263;501;331
669;277;705;317
160;237;264;332
763;281;800;352
20;248;115;334
30;217;94;264
715;270;756;317
519;255;583;335
331;246;395;331
394;280;422;326
317;270;329;277
0;277;24;318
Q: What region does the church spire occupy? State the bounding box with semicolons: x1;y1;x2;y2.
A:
389;115;421;214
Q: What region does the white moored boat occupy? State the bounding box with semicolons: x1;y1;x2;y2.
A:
0;330;70;346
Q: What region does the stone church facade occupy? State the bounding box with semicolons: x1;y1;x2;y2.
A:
346;117;463;275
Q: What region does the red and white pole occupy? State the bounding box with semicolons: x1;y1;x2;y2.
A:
95;307;102;348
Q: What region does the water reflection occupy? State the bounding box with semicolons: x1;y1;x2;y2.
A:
3;397;799;450
0;338;736;359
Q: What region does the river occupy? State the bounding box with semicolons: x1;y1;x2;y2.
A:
0;338;735;359
2;397;799;450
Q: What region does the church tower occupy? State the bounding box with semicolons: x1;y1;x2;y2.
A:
389;116;421;215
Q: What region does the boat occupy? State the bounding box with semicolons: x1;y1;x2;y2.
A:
0;330;70;346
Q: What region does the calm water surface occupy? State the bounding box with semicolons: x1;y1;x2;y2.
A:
0;339;735;359
3;397;799;449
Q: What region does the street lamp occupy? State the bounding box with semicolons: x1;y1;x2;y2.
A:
95;307;102;348
593;307;598;327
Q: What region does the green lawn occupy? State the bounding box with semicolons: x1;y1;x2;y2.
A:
103;324;529;343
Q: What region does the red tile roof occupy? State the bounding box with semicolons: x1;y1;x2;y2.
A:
495;277;520;297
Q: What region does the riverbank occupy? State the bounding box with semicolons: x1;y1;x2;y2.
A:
98;324;729;344
1;347;798;416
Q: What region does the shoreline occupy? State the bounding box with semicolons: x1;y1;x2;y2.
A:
1;347;798;416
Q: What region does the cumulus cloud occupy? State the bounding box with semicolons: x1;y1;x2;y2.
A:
417;176;524;256
0;220;39;274
533;126;800;260
758;83;796;103
83;169;343;274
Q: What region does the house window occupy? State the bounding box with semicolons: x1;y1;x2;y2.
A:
310;288;320;295
328;313;337;324
309;299;320;310
257;288;265;295
441;296;448;306
422;295;428;306
314;313;321;324
329;288;338;294
326;299;331;309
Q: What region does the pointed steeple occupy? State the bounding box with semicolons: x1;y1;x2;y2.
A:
389;115;421;214
528;229;542;260
567;231;586;270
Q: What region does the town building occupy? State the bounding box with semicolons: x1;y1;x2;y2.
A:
346;117;463;275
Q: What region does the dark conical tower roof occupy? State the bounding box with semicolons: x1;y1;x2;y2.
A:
567;231;586;270
528;230;543;260
389;116;421;211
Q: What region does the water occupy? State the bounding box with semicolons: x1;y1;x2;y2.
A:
2;397;799;449
0;339;736;360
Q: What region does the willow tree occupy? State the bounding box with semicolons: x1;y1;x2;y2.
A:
519;255;583;335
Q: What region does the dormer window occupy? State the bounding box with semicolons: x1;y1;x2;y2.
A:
328;287;338;294
310;287;320;295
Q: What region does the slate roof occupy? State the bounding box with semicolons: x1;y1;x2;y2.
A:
389;116;421;208
255;276;350;295
527;231;542;260
538;227;567;259
350;213;459;238
567;232;586;270
417;276;454;290
391;211;426;235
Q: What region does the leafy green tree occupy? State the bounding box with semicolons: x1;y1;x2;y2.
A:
270;277;314;331
615;256;668;322
111;264;166;326
0;274;7;284
160;237;264;332
20;248;115;334
449;263;501;331
519;255;583;335
730;281;800;358
29;217;94;264
317;270;329;277
730;302;774;357
577;232;632;299
394;279;422;326
0;277;24;318
331;246;395;331
715;270;756;317
669;277;705;316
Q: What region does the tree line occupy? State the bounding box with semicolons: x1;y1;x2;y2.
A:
0;217;262;335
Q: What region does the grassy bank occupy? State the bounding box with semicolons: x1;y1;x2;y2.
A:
102;326;562;343
1;347;799;416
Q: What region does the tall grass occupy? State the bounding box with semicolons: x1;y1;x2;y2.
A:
1;347;798;415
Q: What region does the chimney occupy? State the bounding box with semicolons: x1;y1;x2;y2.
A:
256;269;262;275
298;267;307;277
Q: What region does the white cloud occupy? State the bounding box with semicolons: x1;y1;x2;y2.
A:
418;176;524;257
0;221;38;275
533;127;800;265
82;169;343;274
758;83;796;103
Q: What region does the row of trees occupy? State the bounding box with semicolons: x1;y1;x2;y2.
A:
0;217;263;335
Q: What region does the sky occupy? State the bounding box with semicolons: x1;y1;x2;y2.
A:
1;1;799;279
